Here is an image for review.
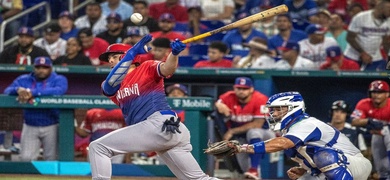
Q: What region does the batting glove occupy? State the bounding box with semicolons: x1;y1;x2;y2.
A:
122;34;152;62
367;118;384;130
162;117;182;134
171;39;186;55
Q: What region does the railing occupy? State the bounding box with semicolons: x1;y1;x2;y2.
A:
68;0;96;14
0;1;52;52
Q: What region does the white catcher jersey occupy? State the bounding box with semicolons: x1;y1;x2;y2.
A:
344;10;390;61
298;37;338;68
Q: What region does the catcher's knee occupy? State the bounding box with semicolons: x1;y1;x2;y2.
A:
313;149;352;180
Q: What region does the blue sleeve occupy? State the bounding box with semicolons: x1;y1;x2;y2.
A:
102;58;133;96
3;75;26;95
31;75;68;96
305;0;318;17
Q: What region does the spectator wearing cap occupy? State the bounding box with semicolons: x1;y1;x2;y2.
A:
3;56;68;161
151;13;188;55
165;83;188;123
75;2;107;35
234;37;275;69
298;23;338;68
123;28;143;45
0;0;23;41
284;0;319;31
317;9;332;29
274;41;316;70
325;13;348;52
58;11;79;41
78;28;110;66
0;27;50;65
213;76;274;179
320;46;360;71
199;0;235;23
101;0;133;20
187;6;203;41
54;37;92;66
194;41;232;68
123;0;160;36
34;23;67;61
149;0;189;22
96;12;127;44
222;12;267;59
268;14;307;58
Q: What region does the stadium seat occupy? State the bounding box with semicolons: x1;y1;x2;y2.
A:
178;55;201;67
189;43;209;56
200;20;226;42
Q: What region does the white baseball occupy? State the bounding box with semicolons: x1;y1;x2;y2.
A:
130;13;143;24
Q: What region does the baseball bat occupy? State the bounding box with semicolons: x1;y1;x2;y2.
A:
182;5;289;44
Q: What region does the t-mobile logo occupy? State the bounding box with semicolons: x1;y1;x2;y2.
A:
173;99;181;107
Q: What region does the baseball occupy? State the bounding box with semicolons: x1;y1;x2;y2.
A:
130;13;143;24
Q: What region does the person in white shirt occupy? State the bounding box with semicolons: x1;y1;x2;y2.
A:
274;41;316;70
100;0;133;20
74;2;107;35
344;0;390;71
199;0;235;23
33;23;67;61
235;37;275;69
298;24;338;68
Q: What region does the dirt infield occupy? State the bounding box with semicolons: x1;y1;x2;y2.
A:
0;174;177;180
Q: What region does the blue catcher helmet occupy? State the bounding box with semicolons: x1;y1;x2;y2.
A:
266;92;305;130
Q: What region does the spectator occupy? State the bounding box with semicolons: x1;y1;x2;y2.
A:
325;13;348;51
213;77;274;179
33;23;67;61
123;28;143;45
193;41;232;68
344;0;390;71
74;2;107;35
179;0;200;8
284;0;319;31
78;28;110;66
3;56;68;161
96;12;127;44
298;24;338;68
234;37;275;69
123;0;160;36
58;11;79;41
268;14;307;58
222;12;268;58
101;0;133;20
75;108;126;163
328;0;368;19
274;41;316;70
166;83;188;122
351;80;390;179
149;0;189;22
151;13;188;55
0;0;23;41
317;9;332;29
187;6;202;41
320;46;360;70
54;37;92;66
199;0;235;23
329;100;367;151
0;27;50;65
346;2;365;24
253;16;279;38
150;37;172;61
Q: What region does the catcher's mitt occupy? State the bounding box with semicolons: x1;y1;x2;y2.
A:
204;140;240;158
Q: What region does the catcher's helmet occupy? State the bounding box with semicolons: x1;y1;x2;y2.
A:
99;43;131;61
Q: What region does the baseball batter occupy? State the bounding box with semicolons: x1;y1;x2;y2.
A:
351;80;390;179
88;35;219;180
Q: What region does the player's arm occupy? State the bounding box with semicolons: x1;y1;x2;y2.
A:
102;35;152;95
159;39;186;77
351;117;369;127
346;31;365;54
234;136;295;154
215;99;231;117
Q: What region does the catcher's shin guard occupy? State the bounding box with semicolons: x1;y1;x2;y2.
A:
313;148;352;180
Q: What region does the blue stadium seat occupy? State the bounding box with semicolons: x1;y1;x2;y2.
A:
189;43;209;56
173;22;189;33
178;55;201;67
200;20;226;42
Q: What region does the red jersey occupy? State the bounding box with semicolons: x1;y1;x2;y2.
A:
219;91;268;128
149;2;189;22
80;108;126;141
352;98;390;123
320;58;360;70
194;59;233;68
83;37;109;66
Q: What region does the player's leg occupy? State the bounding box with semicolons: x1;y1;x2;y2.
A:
312;148;353;180
40;124;58;160
344;153;372;180
371;134;390;179
156;123;219;180
20;124;41;161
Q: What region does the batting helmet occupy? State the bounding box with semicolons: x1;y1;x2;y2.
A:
329;100;350;119
99;43;131;62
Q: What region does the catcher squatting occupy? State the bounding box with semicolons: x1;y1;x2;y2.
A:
206;92;372;180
